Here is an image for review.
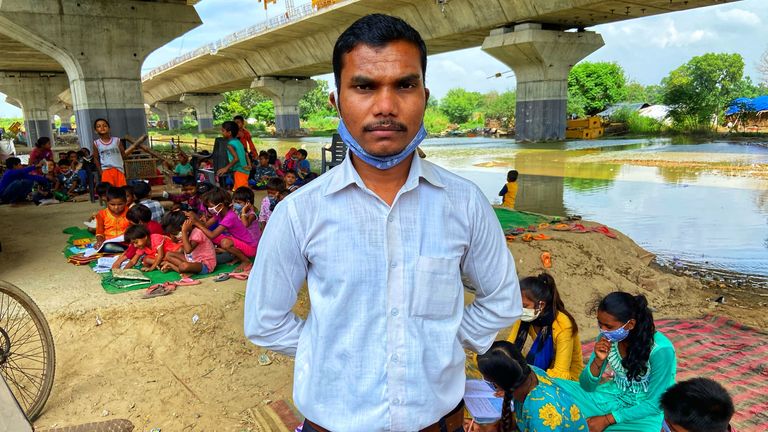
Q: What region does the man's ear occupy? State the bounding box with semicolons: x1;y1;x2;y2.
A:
329;91;339;114
424;87;430;108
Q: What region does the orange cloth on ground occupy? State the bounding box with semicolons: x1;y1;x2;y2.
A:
95;208;130;240
101;167;126;187
233;171;249;190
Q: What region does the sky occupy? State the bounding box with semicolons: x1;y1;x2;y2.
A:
1;0;766;117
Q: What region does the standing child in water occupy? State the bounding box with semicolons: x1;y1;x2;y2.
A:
499;169;519;209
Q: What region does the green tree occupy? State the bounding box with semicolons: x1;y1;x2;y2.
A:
481;90;516;120
213;89;273;123
662;53;744;126
568;62;627;115
299;80;334;120
623;81;648;103
439;88;482;124
734;76;768;98
645;85;665;105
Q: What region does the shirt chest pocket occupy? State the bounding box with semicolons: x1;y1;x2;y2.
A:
410;256;462;319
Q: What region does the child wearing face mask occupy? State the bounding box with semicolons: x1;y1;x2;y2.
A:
259;177;285;232
555;292;676;432
232;186;261;250
506;272;583;381
159;211;217;276
191;187;257;272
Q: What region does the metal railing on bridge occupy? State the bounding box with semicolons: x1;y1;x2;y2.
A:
143;2;320;80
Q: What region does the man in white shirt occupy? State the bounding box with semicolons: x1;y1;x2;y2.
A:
244;14;521;432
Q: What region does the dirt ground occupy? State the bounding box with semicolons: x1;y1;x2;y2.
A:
0;200;765;431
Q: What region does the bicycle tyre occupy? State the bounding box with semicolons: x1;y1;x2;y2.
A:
0;280;56;421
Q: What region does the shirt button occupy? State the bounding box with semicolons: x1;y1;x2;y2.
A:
393;398;401;405
391;308;399;317
388;216;394;223
392;354;399;363
390;262;397;268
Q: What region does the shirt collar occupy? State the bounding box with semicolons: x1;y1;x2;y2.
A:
323;149;445;197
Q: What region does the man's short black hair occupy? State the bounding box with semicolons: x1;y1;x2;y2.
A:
127;204;152;224
660;378;734;432
5;157;21;170
332;14;427;92
124;224;150;242
105;186;126;202
132;181;151;200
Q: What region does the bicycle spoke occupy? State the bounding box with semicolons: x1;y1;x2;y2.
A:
9;327;42;351
8;317;36;345
3;367;34;410
6;356;43;393
10;351;46;365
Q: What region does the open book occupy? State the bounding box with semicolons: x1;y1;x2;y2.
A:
83;235;124;257
464;379;504;424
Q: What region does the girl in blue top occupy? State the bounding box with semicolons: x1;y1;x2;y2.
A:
555;292;677;432
477;340;588;432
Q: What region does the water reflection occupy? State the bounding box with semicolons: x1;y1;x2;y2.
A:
259;136;768;283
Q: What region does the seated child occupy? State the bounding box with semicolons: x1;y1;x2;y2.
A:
173;152;193;184
0;157;49;204
95;186;130;253
160;211;217;276
295;149;317;183
499;169;518;209
123;224;174;272
259;177;285;232
133;181;164;222
283;147;298;173
111;204;165;269
191;187;256;272
56;159;82;197
661;378;735;432
122;184;135;208
283;170;299;192
232;186;261;250
249;151;276;189
267;148;283;177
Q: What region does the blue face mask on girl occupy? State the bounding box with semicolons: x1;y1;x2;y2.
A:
600;321;630;343
233;203;244;213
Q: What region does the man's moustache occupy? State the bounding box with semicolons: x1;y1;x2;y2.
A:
363;120;407;132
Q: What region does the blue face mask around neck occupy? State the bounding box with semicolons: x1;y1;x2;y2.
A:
336;117;427;171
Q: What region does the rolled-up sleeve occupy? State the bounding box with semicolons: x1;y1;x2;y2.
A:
244;200;308;356
458;189;522;354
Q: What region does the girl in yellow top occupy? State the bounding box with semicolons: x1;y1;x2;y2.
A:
507;272;583;380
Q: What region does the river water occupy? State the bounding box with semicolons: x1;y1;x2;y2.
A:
263;136;768;286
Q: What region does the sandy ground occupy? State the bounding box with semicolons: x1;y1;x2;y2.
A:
0;200;765;431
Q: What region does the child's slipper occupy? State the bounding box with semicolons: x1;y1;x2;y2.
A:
591;225;618;239
175;277;202;286
570;223;589;233
505;235;515;242
538;223;550;230
141;283;175;299
526;225;538;232
553;223;571;231
541;252;552;269
228;272;250;280
533;233;551;241
214;273;231;282
521;233;534;242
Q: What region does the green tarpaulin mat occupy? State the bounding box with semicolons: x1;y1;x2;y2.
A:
62;226;239;294
493;207;553;231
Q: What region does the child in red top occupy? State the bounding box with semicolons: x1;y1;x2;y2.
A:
111;205;163;269
123;225;179;272
160;211;217;276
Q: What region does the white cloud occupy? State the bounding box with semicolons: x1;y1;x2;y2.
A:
715;8;761;26
649;19;714;48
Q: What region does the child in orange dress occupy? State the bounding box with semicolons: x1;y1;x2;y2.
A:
95;186;130;253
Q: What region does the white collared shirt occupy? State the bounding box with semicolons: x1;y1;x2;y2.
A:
244;152;521;432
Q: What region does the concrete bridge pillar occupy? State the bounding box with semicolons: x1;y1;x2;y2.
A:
180;94;222;132
0;72;69;146
154;102;186;130
0;0;201;149
252;77;316;137
482;25;604;141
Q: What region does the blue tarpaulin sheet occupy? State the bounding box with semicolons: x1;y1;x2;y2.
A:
726;95;768;115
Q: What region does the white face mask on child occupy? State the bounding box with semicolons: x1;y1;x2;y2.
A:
207;204;221;215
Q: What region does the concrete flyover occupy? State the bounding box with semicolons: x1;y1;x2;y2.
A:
0;0;201;147
142;0;738;141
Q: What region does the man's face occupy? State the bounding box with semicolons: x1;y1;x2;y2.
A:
331;40;429;159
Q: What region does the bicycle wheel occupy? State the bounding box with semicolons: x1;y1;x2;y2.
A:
0;280;55;421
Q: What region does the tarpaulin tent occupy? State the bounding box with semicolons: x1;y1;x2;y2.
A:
726;95;768;115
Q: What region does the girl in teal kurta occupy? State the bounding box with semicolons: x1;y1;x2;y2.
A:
478;340;588;432
555;292;677;432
